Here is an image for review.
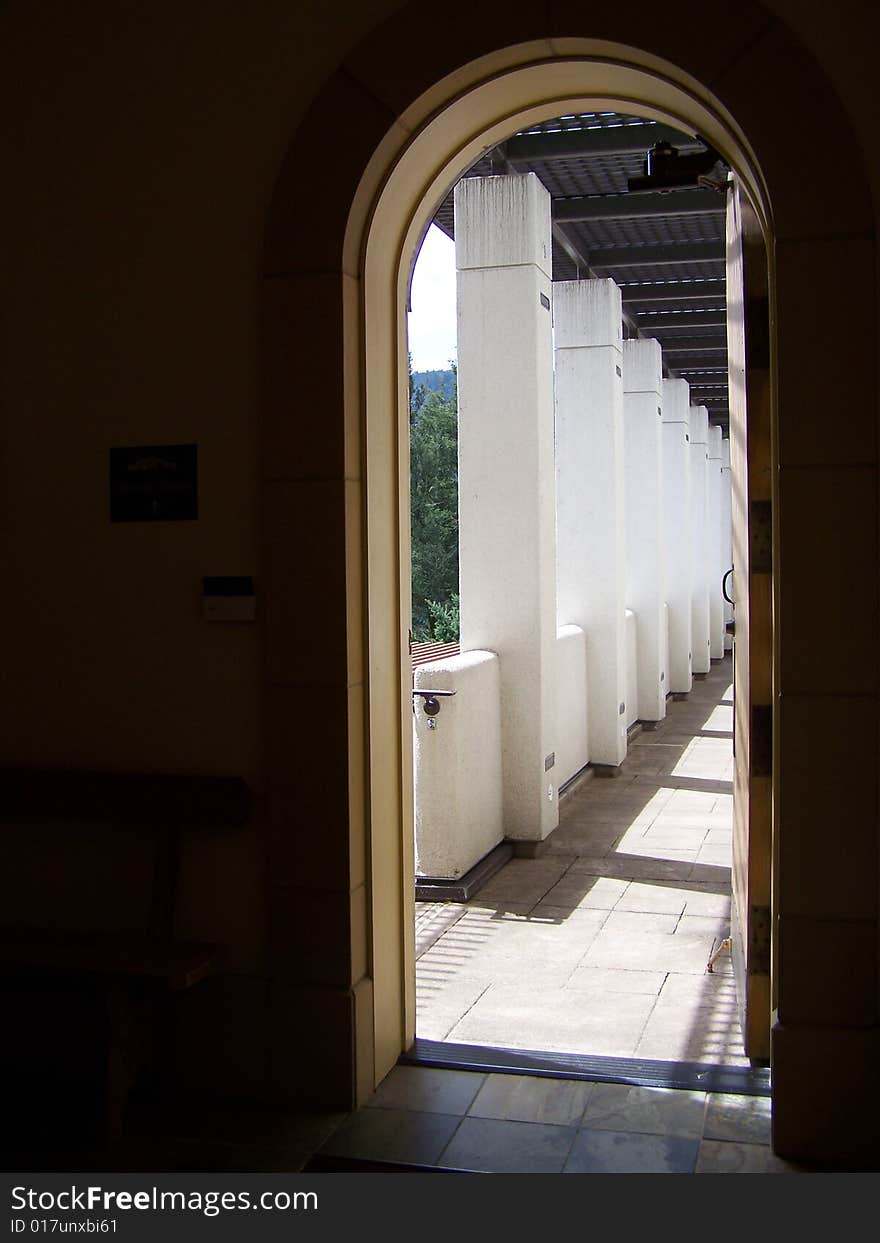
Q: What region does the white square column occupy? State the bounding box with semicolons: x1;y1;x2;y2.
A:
455;174;558;842
708;424;726;659
689;404;712;675
623;338;666;722
661;378;693;694
555;279;627;767
721;438;733;651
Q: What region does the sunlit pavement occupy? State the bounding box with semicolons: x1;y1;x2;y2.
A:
416;655;744;1066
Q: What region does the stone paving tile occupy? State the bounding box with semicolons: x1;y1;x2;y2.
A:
418;908;608;985
320;1107;460;1165
564;1128;700;1173
365;1065;484;1115
584;854;698;882
645;809;715;830
544;833;625;860
704;1093;773;1144
598;909;681;936
612;842;701;866
676;913;730;939
666;787;719;808
438;1116;577;1173
416;973;494;1039
695;843;733;867
582;928;716;974
582;1083;707;1138
555;809;631;832
689;862;732;884
446;985;656;1056
654;972;738;1008
416;1005;480;1041
468;1073;594;1126
613;880;688;915
631;828;708;852
636;1025;748;1067
567;800;642;819
415;902;467;957
561;815;657;837
682;886;731;917
532;874;629;912
475;858;572;904
566;964;667;994
700;704;734;732
464;899;536;917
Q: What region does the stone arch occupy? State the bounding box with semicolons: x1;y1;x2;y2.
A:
261;2;877;1159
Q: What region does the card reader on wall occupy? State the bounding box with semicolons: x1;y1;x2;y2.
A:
202;576;256;622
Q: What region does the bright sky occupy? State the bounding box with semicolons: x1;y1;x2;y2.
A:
407;224;457;371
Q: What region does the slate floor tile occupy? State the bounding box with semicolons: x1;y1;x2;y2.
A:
564;1128;699;1173
468;1073;594;1125
366;1065;484;1115
704;1093;772;1144
582;1084;707;1137
321;1107;460;1165
696;1139;801;1173
438;1116;577;1173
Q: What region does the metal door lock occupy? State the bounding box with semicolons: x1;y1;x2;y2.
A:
411;689;456;717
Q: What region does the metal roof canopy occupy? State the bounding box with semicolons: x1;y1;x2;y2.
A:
432;112;730;425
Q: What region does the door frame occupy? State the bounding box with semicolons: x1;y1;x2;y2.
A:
351;46;772;1087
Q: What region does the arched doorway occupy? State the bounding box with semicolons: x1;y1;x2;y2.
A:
356;41;769;1088
262;7;877;1161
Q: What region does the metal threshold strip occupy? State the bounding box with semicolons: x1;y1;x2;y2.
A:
402;1039;771;1097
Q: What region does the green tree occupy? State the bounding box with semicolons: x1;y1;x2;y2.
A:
409;363;459;641
425;593;460;642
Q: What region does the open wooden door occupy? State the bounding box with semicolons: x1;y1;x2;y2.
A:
726;179;773;1060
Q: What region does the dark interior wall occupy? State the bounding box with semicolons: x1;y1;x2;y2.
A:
1;0;878;1129
0;0;402;970
0;0;403;783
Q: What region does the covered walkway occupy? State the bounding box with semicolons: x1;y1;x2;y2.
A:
415;655;743;1065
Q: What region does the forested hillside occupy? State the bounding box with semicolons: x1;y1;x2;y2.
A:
412;369;456;400
410;365;459;641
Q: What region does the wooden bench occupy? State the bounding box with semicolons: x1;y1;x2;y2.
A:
0;767;253;1140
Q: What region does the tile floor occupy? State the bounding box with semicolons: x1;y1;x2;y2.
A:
416;656;745;1065
318;1064;805;1173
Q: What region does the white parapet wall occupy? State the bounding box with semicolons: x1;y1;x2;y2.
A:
456;173;559;843
413;650;503;880
556;624;588;789
625;609;639;731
